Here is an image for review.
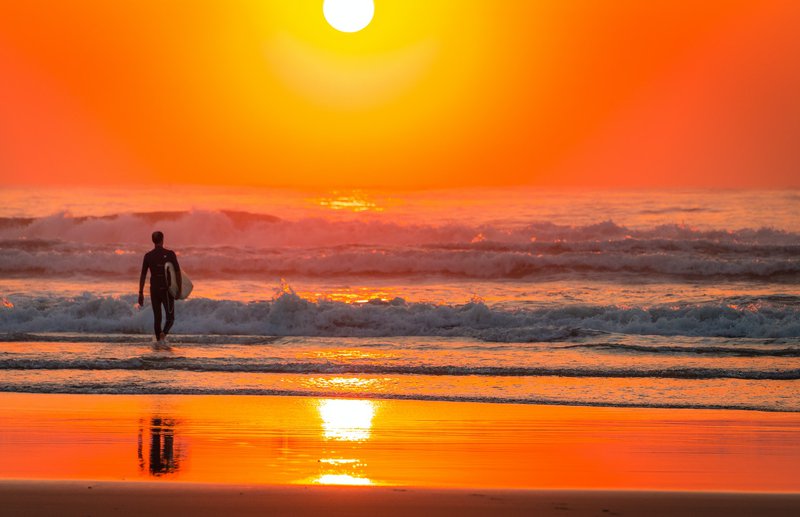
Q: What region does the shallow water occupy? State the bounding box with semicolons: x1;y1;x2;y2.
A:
1;187;798;411
1;335;798;411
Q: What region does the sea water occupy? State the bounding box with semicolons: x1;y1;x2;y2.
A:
1;187;798;411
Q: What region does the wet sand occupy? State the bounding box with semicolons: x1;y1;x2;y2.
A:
0;393;799;514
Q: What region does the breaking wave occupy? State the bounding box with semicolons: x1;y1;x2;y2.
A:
2;211;799;281
2;291;799;340
2;244;800;280
2;210;799;245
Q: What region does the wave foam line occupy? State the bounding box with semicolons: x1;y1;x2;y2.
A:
0;332;281;345
563;343;800;357
0;383;790;412
1;358;797;380
2;292;800;340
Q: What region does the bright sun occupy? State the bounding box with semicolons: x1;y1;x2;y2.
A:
323;0;375;33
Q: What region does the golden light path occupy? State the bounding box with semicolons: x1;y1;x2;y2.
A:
316;474;372;486
318;399;376;442
316;191;383;212
314;399;378;486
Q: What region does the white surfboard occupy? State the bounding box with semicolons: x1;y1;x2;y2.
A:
165;261;193;300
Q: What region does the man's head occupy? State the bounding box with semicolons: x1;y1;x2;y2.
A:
152;231;164;245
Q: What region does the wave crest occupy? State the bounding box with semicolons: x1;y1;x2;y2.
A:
2;211;798;247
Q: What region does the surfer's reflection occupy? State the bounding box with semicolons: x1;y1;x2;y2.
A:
137;417;182;476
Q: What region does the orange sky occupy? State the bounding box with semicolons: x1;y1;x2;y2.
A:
1;1;798;189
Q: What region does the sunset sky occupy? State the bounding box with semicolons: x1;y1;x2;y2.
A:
1;1;798;189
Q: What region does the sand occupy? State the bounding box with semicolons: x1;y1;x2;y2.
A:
2;481;799;517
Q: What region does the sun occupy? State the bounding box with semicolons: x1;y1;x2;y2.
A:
323;0;375;33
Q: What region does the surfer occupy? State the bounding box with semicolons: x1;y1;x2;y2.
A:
138;231;182;343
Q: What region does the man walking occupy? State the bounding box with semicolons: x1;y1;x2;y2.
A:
138;231;181;343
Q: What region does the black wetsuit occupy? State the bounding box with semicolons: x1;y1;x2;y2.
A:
139;246;180;340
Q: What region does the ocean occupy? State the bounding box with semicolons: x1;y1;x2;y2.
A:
1;187;798;411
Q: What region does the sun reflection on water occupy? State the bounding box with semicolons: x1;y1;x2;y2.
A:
310;349;400;361
316;191;385;212
299;287;401;305
304;376;388;396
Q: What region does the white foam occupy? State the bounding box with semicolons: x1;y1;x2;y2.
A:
2;292;798;340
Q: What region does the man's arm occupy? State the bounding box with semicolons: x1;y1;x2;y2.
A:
138;256;147;306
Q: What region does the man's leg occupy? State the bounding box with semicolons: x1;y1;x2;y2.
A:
162;293;175;336
150;289;163;340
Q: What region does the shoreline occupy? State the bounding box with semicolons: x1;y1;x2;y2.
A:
2;388;796;413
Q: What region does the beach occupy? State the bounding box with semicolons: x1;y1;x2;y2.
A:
4;482;800;517
2;393;799;515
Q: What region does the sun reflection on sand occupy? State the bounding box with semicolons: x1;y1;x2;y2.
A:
315;474;372;486
318;398;377;442
312;399;378;486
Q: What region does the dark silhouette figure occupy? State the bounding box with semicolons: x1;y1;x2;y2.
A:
138;231;181;343
137;417;181;476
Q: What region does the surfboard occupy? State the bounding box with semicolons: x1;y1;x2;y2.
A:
165;261;193;300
